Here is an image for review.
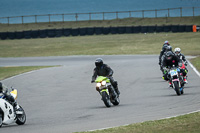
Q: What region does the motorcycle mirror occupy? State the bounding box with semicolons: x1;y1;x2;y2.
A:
11;86;14;91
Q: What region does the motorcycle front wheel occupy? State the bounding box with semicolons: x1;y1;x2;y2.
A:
112;97;120;106
16;106;26;125
0;115;2;127
102;91;111;107
173;81;181;96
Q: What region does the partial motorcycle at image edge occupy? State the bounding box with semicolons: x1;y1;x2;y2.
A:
0;89;26;127
94;76;120;107
165;64;186;96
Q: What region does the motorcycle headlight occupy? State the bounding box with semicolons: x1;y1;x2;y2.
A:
96;83;101;87
102;81;106;86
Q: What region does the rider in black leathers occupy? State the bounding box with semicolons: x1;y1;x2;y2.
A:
162;51;181;84
91;58;120;95
160;45;173;73
0;82;16;106
159;41;171;65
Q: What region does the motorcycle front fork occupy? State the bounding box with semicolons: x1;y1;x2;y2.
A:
109;87;117;99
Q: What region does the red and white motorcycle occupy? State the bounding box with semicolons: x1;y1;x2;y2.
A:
0;89;26;127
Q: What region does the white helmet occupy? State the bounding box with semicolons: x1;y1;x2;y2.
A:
174;47;181;56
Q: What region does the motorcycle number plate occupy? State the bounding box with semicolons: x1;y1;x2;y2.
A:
170;70;177;76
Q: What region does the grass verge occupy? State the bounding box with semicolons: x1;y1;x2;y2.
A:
0;66;55;80
190;56;200;72
76;112;200;133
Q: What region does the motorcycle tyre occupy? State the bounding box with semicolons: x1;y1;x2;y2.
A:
174;81;181;96
0;115;2;128
16;106;26;125
112;97;120;106
102;91;111;108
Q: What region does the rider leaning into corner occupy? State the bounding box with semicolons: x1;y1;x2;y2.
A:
161;51;182;87
174;47;188;83
0;82;17;109
91;58;120;96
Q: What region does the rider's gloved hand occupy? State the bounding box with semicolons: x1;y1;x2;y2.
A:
108;73;113;77
163;67;167;71
163;67;169;74
107;75;112;78
178;62;183;67
184;62;188;66
91;80;95;83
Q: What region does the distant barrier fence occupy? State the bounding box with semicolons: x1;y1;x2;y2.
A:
0;25;199;40
0;7;200;24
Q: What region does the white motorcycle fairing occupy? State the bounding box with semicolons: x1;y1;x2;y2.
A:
0;99;15;125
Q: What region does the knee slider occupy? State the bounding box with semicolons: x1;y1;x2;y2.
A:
113;81;118;88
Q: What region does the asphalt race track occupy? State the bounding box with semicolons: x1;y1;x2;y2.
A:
1;55;200;133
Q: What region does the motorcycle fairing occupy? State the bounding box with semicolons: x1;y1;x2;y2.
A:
95;76;110;83
0;99;15;124
100;89;109;95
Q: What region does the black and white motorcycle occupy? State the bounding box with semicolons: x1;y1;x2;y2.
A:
0;89;26;127
168;66;185;96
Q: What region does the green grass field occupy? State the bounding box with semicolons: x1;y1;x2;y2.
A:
0;66;54;80
0;32;200;57
190;56;200;71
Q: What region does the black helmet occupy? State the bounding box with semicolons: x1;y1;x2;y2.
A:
166;46;172;52
165;51;173;60
0;82;3;93
95;58;103;67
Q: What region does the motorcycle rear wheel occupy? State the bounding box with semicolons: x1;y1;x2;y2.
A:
16;106;26;125
102;91;111;107
174;81;181;96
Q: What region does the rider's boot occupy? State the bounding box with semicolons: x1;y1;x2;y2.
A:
168;81;172;88
115;86;120;96
184;76;188;84
12;101;20;111
112;81;120;96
